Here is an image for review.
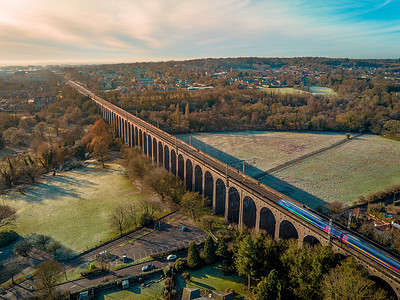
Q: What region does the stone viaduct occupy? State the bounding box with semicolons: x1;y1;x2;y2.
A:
68;79;400;298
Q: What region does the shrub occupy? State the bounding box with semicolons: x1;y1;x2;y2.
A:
0;230;18;247
80;268;107;277
182;272;190;281
163;265;173;277
174;258;187;273
138;211;155;227
13;239;32;257
221;264;235;276
200;216;216;231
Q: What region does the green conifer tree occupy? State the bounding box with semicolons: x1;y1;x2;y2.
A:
187;241;201;269
202;236;216;265
216;237;228;260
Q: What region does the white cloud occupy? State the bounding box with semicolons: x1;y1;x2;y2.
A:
0;0;399;65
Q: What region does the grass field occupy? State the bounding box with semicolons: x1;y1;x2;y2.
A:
178;263;251;299
178;132;400;208
179;131;347;175
96;279;164;300
259;87;306;94
259;85;336;96
309;85;337;95
274;134;400;206
0;161;154;253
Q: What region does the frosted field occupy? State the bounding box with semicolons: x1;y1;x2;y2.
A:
178;132;400;209
0;162;150;253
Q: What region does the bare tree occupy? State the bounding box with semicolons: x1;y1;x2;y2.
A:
141;202;158;217
35;260;63;299
329;200;346;215
125;203;137;228
13;240;32;257
21;155;39;184
3;258;23;283
47;240;62;257
109;206;127;236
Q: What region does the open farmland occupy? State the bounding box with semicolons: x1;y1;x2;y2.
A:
0;162;155;253
179;131;348;175
274;134;400;206
178;132;400;209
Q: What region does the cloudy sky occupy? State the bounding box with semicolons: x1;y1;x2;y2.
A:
0;0;399;65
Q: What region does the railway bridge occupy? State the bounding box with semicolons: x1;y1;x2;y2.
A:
68;80;400;298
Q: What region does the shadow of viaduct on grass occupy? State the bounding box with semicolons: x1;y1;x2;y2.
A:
178;134;327;210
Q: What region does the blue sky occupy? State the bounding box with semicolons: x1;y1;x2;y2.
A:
0;0;399;65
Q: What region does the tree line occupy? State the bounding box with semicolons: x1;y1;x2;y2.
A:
65;57;400;139
103;79;399;139
108;146;210;236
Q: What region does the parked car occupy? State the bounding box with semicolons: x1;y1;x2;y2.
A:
167;254;177;261
122;253;128;263
142;264;155;272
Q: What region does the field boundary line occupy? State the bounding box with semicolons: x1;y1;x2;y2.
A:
254;133;365;179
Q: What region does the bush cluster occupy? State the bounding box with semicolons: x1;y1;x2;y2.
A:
0;230;18;247
80;268;108;277
358;184;400;204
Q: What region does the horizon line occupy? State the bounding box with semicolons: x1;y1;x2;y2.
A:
1;55;399;68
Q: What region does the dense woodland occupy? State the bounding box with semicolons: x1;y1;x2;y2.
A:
65;57;400;139
0;84;99;191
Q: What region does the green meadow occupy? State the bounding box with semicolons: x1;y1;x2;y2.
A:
0;162;152;253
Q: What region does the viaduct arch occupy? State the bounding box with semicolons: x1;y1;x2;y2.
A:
69;79;400;298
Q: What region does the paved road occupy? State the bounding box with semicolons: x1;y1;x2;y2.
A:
59;251;189;294
1;213;207;300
